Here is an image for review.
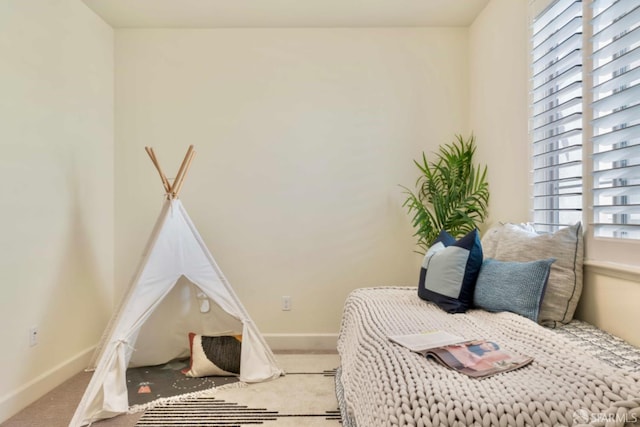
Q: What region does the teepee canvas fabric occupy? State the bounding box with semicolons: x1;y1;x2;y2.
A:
70;196;283;426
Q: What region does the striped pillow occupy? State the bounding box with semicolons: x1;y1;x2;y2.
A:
182;333;242;377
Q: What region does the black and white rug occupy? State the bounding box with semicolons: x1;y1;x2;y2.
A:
135;354;342;426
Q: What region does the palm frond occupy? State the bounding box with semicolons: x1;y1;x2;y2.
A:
401;134;490;253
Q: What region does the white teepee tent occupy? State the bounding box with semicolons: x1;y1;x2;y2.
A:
70;146;283;427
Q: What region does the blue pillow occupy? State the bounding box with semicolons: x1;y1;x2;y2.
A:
432;229;456;247
417;229;483;313
473;258;555;322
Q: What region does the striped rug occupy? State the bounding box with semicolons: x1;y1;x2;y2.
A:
135;353;341;426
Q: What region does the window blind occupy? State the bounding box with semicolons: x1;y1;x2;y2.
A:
531;0;583;233
591;0;640;239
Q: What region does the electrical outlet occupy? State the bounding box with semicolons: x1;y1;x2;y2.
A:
29;326;38;347
282;296;291;311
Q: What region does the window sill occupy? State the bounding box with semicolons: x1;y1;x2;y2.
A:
584;260;640;283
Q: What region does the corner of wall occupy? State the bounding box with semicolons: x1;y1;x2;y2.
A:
0;0;115;422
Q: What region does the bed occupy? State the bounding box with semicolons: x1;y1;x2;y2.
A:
336;287;640;427
336;223;640;426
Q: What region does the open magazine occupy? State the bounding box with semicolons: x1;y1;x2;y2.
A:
389;331;533;379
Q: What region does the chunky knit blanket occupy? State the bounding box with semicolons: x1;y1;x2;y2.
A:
337;287;640;427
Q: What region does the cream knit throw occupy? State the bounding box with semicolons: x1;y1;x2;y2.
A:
337;287;640;427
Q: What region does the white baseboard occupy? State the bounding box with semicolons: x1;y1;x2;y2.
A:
0;346;95;424
263;333;338;352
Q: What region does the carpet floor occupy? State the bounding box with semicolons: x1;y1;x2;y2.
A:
1;353;340;427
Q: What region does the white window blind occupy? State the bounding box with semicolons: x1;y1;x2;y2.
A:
531;0;583;233
591;0;640;240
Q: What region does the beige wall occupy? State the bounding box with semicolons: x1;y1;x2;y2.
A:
0;0;114;422
114;28;469;343
469;0;530;229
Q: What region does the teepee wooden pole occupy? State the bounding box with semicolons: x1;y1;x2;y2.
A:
172;145;194;197
173;149;195;198
145;147;172;194
151;147;173;194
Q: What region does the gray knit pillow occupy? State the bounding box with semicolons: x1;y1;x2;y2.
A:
480;226;501;259
474;258;555;322
481;222;536;259
493;222;583;327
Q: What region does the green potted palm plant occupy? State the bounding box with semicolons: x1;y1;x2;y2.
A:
401;134;489;253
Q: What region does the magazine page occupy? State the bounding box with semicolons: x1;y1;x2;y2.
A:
388;330;465;353
427;340;533;379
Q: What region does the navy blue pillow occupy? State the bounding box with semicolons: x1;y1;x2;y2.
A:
418;229;483;313
432;229;456;247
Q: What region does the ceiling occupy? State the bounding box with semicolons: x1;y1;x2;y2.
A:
81;0;490;28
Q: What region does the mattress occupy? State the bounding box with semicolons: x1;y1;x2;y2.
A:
553;320;640;373
336;287;640;427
